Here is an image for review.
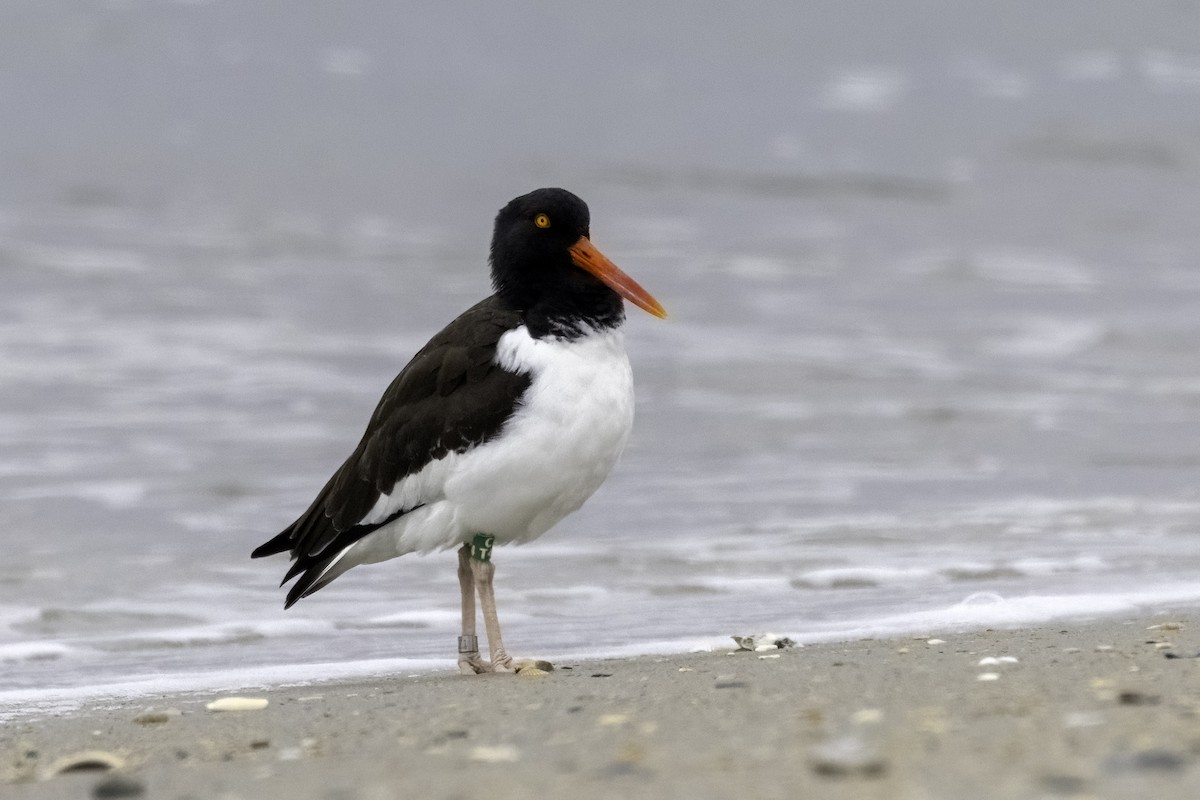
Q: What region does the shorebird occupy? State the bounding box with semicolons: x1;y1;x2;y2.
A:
252;188;666;674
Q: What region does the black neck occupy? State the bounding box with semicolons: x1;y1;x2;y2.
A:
492;254;626;339
520;280;626;339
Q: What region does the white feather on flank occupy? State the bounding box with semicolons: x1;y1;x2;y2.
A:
318;325;634;583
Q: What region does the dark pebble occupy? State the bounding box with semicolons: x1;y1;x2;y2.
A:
1107;748;1187;773
1117;691;1160;706
714;681;748;689
591;673;612;678
93;776;146;798
1040;774;1088;794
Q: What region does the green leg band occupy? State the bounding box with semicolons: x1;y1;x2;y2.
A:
470;533;495;563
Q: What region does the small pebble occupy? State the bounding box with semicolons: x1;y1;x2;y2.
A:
677;667;694;672
852;709;883;725
1040;774;1088;795
977;656;1019;666
1117;691;1159;706
977;672;1000;682
1107;748;1187;773
92;775;145;798
809;735;887;778
926;638;945;645
133;712;170;725
1095;645;1115;653
470;745;520;763
1063;647;1081;654
598;714;630;727
1063;711;1104;728
1154;642;1173;650
758;654;781;660
896;647;909;654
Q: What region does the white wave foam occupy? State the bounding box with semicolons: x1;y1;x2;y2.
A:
984;318;1106;359
972;250;1096;289
0;642;74;662
0;657;443;722
11;480;148;509
358;609;461;627
793;567;934;589
799;583;1200;643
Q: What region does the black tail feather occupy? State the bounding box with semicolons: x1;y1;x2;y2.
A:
251;529;293;559
255;503;424;609
283;552;340;609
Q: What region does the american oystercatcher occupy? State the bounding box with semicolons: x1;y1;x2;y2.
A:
252;188;666;674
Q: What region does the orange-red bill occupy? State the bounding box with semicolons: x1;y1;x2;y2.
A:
568;237;667;319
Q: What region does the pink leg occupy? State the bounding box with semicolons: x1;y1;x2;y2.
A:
470;555;515;673
456;545;489;675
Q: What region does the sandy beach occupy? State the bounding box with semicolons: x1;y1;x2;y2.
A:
5;614;1200;799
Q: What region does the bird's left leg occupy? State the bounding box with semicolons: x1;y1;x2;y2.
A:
469;534;515;673
456;543;489;675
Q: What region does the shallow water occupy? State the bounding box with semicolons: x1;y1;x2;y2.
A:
3;3;1200;713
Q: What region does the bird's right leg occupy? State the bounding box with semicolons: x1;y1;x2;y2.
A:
456;544;488;675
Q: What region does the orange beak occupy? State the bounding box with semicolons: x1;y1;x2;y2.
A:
568;237;668;319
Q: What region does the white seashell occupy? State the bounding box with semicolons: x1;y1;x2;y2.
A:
206;697;269;712
470;745;520;763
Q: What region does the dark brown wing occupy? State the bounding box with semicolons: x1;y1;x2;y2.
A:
252;295;531;573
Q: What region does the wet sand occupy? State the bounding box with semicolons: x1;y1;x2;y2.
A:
5;614;1200;799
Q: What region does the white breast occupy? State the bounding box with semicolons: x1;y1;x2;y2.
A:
449;325;634;542
341;325;634;568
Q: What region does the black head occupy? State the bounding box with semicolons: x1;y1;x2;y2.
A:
489;188;665;337
489;187;591;302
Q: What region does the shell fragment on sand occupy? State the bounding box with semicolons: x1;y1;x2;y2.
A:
44;750;126;779
731;633;798;652
977;656;1019;666
206;697;269;712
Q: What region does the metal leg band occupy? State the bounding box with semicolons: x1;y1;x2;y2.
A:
458;635;478;654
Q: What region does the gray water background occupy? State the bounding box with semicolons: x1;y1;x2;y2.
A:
4;2;1200;699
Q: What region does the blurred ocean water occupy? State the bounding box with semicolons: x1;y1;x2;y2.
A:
3;2;1200;713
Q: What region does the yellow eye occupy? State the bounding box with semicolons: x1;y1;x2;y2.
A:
534;213;551;229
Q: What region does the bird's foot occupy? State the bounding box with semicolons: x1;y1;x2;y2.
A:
458;652;491;675
457;654;554;675
489;654;516;674
457;634;491;675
